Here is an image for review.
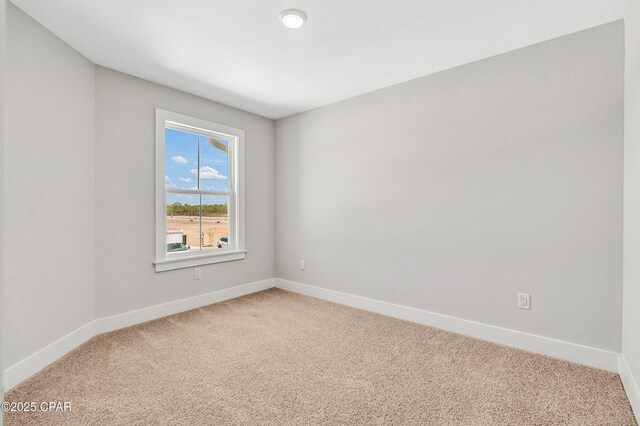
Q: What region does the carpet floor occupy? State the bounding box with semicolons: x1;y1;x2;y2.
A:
4;288;637;425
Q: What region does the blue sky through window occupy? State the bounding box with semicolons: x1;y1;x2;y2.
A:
165;128;229;206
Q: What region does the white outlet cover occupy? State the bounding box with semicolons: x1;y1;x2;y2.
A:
518;293;531;310
194;268;202;280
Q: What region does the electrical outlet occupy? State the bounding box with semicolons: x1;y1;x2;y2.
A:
194;268;202;280
518;293;530;310
299;260;305;270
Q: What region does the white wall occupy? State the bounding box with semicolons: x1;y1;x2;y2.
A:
4;4;95;367
275;22;624;352
93;67;275;318
622;0;640;415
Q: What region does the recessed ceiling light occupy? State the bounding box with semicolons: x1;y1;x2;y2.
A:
279;9;306;29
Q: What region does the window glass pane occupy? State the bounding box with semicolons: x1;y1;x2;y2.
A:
166;193;200;253
198;135;229;192
165;128;199;190
201;195;229;251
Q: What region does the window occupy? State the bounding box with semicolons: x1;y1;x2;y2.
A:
154;109;245;272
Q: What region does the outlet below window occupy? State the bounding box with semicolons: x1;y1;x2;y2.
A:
518;293;530;310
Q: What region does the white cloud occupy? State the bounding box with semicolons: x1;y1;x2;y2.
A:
191;166;227;180
165;175;177;189
171;155;188;164
179;177;192;183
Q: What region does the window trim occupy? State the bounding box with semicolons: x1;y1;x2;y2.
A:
154;108;246;272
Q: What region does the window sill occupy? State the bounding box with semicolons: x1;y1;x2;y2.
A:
154;249;247;272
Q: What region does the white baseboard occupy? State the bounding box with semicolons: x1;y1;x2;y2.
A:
4;278;275;391
275;278;620;373
619;354;640;423
93;278;275;334
3;321;96;392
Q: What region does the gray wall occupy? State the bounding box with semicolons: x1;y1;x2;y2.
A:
93;67;275;318
1;0;6;421
4;4;95;367
275;22;624;351
623;0;640;402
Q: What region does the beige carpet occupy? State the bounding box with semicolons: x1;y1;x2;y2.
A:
4;289;637;425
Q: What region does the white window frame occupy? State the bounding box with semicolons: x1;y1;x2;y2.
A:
154;109;246;272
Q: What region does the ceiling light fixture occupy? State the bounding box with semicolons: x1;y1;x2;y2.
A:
279;9;306;29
